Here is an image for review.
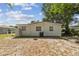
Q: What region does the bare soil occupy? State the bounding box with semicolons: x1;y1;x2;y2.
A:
0;38;79;56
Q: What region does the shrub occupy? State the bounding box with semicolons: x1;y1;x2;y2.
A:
62;28;79;37
71;29;79;36
61;29;72;36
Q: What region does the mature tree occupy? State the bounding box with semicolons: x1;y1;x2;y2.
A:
42;3;79;35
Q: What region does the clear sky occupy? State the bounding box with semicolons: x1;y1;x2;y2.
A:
0;3;43;25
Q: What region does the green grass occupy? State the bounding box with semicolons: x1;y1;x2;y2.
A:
0;34;15;39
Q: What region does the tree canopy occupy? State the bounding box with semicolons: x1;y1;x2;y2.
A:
42;3;79;35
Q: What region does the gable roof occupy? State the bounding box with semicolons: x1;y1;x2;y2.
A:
16;21;62;26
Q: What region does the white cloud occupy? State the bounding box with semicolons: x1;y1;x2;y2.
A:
11;3;38;11
13;3;24;6
0;9;2;12
31;3;39;7
13;3;38;7
0;10;35;21
7;3;39;11
0;21;3;23
0;10;36;25
39;12;43;16
22;7;32;10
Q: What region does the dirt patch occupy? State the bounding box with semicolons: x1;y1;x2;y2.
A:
0;38;79;56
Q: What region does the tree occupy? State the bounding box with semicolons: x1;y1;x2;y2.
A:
7;3;14;9
42;3;79;36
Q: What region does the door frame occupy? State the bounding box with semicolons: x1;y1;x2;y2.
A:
39;32;44;37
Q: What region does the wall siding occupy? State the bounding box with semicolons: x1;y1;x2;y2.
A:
16;22;62;37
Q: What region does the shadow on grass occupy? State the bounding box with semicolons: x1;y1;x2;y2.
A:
14;36;62;39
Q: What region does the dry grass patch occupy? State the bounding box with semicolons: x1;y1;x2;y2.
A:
0;34;15;39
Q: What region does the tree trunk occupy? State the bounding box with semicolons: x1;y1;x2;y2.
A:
65;22;71;36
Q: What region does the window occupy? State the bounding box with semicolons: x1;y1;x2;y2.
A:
36;26;41;31
21;26;26;30
49;26;53;31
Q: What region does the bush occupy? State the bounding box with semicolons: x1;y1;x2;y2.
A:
62;29;72;36
71;29;79;36
62;29;79;36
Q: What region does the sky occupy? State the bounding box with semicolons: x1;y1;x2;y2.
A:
0;3;79;26
0;3;43;25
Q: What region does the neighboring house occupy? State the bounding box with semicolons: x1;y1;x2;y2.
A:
69;25;79;31
16;22;62;37
69;14;79;31
69;21;79;31
0;25;15;34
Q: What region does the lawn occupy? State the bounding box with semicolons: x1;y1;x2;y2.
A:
0;34;15;39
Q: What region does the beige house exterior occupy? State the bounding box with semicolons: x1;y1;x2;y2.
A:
16;22;62;37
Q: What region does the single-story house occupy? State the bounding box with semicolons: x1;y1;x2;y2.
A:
69;22;79;31
16;22;62;37
0;25;15;34
69;26;79;31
